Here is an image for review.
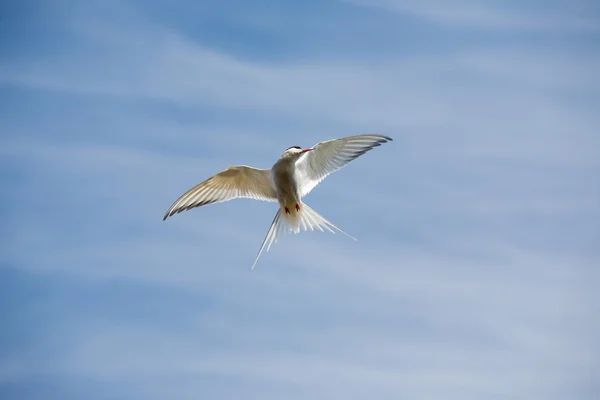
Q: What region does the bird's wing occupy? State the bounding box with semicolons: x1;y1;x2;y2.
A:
294;134;393;197
163;166;277;220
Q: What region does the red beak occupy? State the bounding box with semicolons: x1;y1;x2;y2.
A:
302;148;313;153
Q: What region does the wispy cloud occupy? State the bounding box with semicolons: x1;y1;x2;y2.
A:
3;19;598;169
344;0;600;31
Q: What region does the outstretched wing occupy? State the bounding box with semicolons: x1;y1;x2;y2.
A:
294;134;393;197
163;166;277;220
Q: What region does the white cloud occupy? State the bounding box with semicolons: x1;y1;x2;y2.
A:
2;22;598;181
2;237;595;399
2;137;597;398
344;0;600;31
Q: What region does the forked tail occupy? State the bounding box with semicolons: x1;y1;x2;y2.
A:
251;203;357;270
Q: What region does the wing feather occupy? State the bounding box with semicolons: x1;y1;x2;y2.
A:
163;166;277;220
294;134;392;197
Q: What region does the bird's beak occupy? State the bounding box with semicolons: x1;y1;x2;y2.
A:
301;148;313;153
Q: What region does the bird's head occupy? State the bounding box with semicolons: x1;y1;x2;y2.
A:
282;146;313;158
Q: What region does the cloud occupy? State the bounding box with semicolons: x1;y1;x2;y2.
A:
2;240;596;399
2;137;597;399
3;16;598;175
344;0;600;31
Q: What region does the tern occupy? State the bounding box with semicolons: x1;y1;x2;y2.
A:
163;134;393;268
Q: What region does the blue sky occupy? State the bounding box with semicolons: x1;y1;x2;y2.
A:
1;0;599;399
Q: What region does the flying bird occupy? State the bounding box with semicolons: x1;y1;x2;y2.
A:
163;134;393;269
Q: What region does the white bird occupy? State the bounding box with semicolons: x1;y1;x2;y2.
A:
163;134;393;269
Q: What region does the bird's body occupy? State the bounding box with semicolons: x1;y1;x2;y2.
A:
271;154;301;220
163;134;392;268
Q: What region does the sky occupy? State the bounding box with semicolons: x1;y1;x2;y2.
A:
1;0;599;399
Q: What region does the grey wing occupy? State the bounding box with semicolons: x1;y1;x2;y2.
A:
294;134;393;197
163;166;277;220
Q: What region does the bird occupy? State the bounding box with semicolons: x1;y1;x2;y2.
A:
163;134;393;269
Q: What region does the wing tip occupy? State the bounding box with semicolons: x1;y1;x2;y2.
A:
374;134;393;142
163;207;177;221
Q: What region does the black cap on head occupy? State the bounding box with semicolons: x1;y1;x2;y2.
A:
286;146;302;151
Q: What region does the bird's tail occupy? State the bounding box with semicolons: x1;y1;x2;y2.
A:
251;202;357;270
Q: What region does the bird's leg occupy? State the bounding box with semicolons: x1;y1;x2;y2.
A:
284;206;290;214
295;203;301;212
